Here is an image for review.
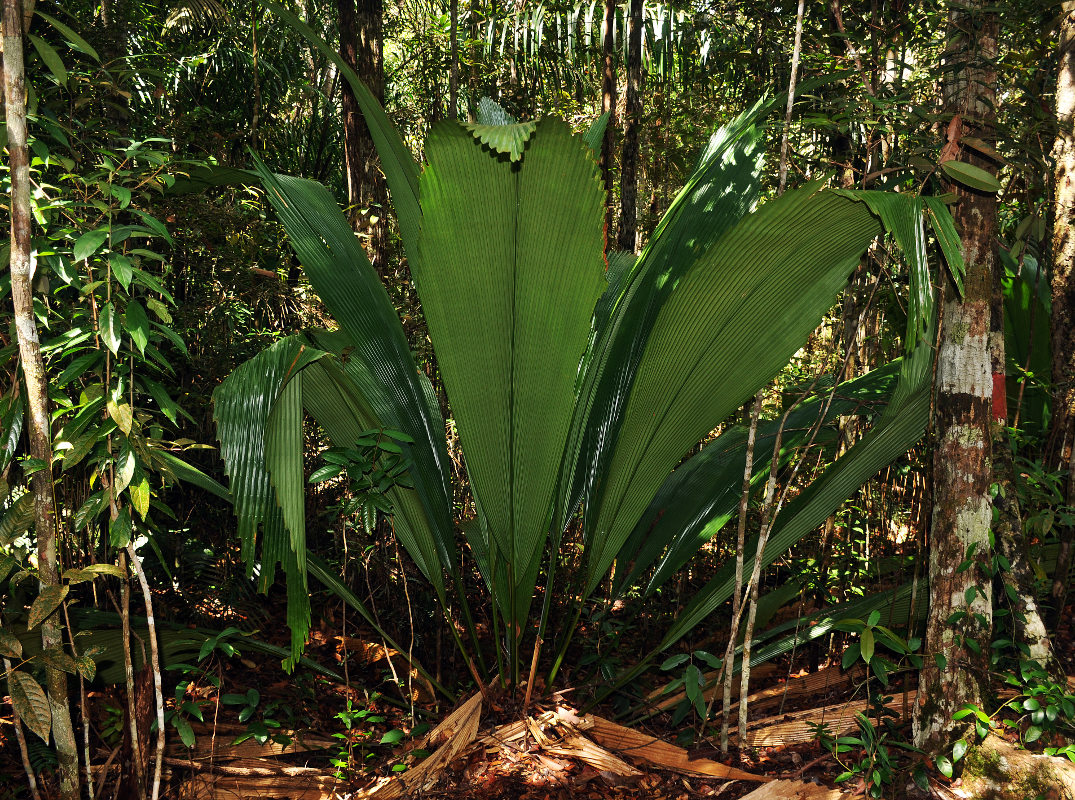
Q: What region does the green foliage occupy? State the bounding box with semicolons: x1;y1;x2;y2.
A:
214;73;958;685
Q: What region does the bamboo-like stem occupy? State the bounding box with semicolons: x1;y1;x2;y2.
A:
62;602;94;800
126;543;165;800
4;656;42;800
118;550;145;800
777;0;807;195
717;392;762;753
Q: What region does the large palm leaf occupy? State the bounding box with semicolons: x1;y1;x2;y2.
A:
214;66;957;680
414;120;606;633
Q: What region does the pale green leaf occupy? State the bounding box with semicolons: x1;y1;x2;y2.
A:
940;160;1001;193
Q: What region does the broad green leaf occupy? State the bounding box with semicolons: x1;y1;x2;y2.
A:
584;187;882;598
475;97;517;125
62;564;125;583
214;336;328;664
261;1;421;256
28;584;69;629
110;507;132;548
861;629;875;664
175;715;196;748
39;646;79;675
582;112;610;155
940;160;1001;193
73;491;106;531
74;229;109;262
953;739;968;762
36;10;100;60
155;451;230;501
128;475;149;519
561;100;768;549
9;671;51;742
924;197;965;296
837;191;929;352
99;302;121;354
464;120;537;162
252;163;457;595
0;492;34;545
115;442;136;494
614;361;900;597
658;376;931;650
415;120;605;628
124;300;150;354
28;34;68;86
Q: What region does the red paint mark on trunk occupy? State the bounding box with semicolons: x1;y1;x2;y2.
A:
992;372;1007;422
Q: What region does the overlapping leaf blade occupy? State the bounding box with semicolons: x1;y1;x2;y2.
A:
560;102;768;539
252;164;458;589
414;120;606;627
213;335;326;663
614;361;901;597
261;1;421;255
582;187;884;597
658;367;931;650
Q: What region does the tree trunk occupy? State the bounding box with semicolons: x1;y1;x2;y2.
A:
912;0;998;755
2;2;79;797
600;0;616;247
1049;2;1075;619
338;0;388;269
448;0;459;120
616;0;642;253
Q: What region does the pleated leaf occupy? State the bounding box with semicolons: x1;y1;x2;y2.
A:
252;164;457;590
415;120;606;627
582;187;883;597
298;348;447;591
465;120;538;162
213;335;327;663
614;361;901;597
657;370;931;651
559;101;767;543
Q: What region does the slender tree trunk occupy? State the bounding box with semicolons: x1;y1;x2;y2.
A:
912;0;998;755
338;0;387;268
3;3;79;796
616;0;642;252
448;0;459;120
1049;2;1075;619
600;0;616;246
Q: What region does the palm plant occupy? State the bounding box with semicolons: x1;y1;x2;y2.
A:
213;4;961;685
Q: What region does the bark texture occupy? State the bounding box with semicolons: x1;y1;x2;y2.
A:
616;0;642;253
338;0;388;268
600;0;616;245
2;1;79;796
912;0;997;755
1049;2;1075;618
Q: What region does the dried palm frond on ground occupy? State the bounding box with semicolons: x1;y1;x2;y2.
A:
359;692;771;799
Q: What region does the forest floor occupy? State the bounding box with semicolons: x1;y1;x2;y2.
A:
6;597;1075;800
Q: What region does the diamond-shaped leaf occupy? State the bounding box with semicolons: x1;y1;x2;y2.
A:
9;670;51;742
28;584;69;630
0;627;22;659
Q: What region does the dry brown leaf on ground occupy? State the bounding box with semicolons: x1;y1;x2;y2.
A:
738;778;848;799
739;692;910;749
588;716;770;782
